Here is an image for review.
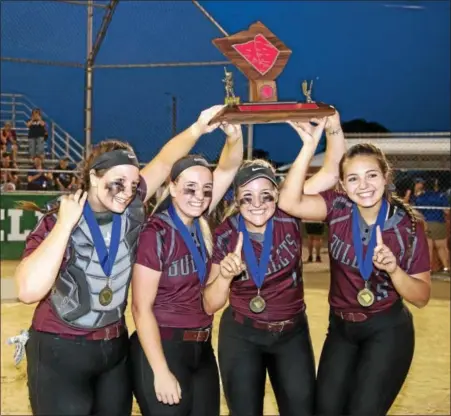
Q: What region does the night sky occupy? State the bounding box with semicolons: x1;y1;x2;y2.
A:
1;1;449;163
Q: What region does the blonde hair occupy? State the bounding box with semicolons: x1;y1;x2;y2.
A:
222;159;278;221
151;179;213;256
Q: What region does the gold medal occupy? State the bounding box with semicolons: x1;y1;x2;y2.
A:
357;287;375;307
249;291;266;314
99;286;113;306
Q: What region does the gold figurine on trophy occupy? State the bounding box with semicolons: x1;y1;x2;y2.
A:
223;67;240;106
302;80;314;103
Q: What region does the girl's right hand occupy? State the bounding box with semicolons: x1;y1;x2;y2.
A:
56;189;88;231
287;118;327;148
154;369;182;405
193;105;226;136
219;232;246;280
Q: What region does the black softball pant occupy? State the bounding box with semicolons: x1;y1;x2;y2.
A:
218;306;316;416
316;301;415;416
25;329;132;416
129;330;220;416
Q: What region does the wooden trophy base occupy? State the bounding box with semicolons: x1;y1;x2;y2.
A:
210;101;335;125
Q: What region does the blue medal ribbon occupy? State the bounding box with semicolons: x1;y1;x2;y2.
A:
82;203;122;277
168;204;208;284
238;215;273;290
352;199;388;281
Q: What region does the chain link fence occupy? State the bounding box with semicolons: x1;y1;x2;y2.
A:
1;1;450;205
1;1;236;164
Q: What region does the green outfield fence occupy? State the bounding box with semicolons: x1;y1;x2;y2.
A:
0;192;60;260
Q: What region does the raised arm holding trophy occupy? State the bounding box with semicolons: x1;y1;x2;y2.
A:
210;21;336;124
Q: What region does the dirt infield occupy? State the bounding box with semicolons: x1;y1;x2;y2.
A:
1;262;450;415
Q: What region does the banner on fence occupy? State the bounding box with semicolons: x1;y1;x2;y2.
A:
0;192;60;260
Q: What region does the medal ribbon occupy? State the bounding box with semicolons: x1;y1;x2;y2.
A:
352;199;388;281
83;203;122;277
168;204;208;284
238;215;273;290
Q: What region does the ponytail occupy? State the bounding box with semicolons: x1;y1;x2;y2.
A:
151;185;171;216
388;192;423;258
199;216;213;256
222;201;239;222
16;200;59;215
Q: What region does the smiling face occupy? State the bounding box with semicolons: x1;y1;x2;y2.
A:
237;177;278;233
341;155;387;209
170;165;213;221
90;164;140;213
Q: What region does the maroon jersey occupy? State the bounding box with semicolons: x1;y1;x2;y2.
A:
23;179;147;336
136;211;212;329
320;190;430;314
213;208;304;322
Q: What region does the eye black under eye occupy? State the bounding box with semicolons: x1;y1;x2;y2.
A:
239;196;253;205
203;189;213;198
106;181;138;195
106;182;125;193
183;188;196;196
261;193;275;202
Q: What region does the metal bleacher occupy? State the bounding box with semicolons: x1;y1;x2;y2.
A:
1;93;84;185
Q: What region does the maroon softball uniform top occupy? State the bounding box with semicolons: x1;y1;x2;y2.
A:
135;210;213;329
22;178;147;336
212;208;305;322
319;190;430;314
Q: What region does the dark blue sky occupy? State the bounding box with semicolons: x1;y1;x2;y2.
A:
1;1;449;163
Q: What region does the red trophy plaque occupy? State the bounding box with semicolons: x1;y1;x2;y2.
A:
210;21;335;124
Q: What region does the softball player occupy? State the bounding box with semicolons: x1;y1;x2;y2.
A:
130;122;243;416
203;113;346;416
14;105;226;416
280;136;431;416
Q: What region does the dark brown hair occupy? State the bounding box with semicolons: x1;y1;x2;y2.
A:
17;140;133;214
339;143;422;257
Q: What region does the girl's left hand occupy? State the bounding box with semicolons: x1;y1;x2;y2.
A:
220;122;243;142
373;226;398;274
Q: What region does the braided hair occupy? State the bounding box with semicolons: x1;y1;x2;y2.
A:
339;143;422;258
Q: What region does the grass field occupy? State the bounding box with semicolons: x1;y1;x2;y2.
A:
1;260;450;415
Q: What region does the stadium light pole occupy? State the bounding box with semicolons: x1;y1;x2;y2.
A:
165;93;178;137
84;0;94;159
84;0;119;159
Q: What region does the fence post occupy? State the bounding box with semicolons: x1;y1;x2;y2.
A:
51;123;55;159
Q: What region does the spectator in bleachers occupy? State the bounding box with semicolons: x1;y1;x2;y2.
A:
26;108;47;160
27;156;53;190
53;157;76;191
1;152;20;190
1;121;18;161
406;177;450;273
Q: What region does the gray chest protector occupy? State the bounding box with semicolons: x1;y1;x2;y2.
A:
50;197;145;329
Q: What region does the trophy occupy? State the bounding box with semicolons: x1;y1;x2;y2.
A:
223;67;240;106
210;21;335;124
